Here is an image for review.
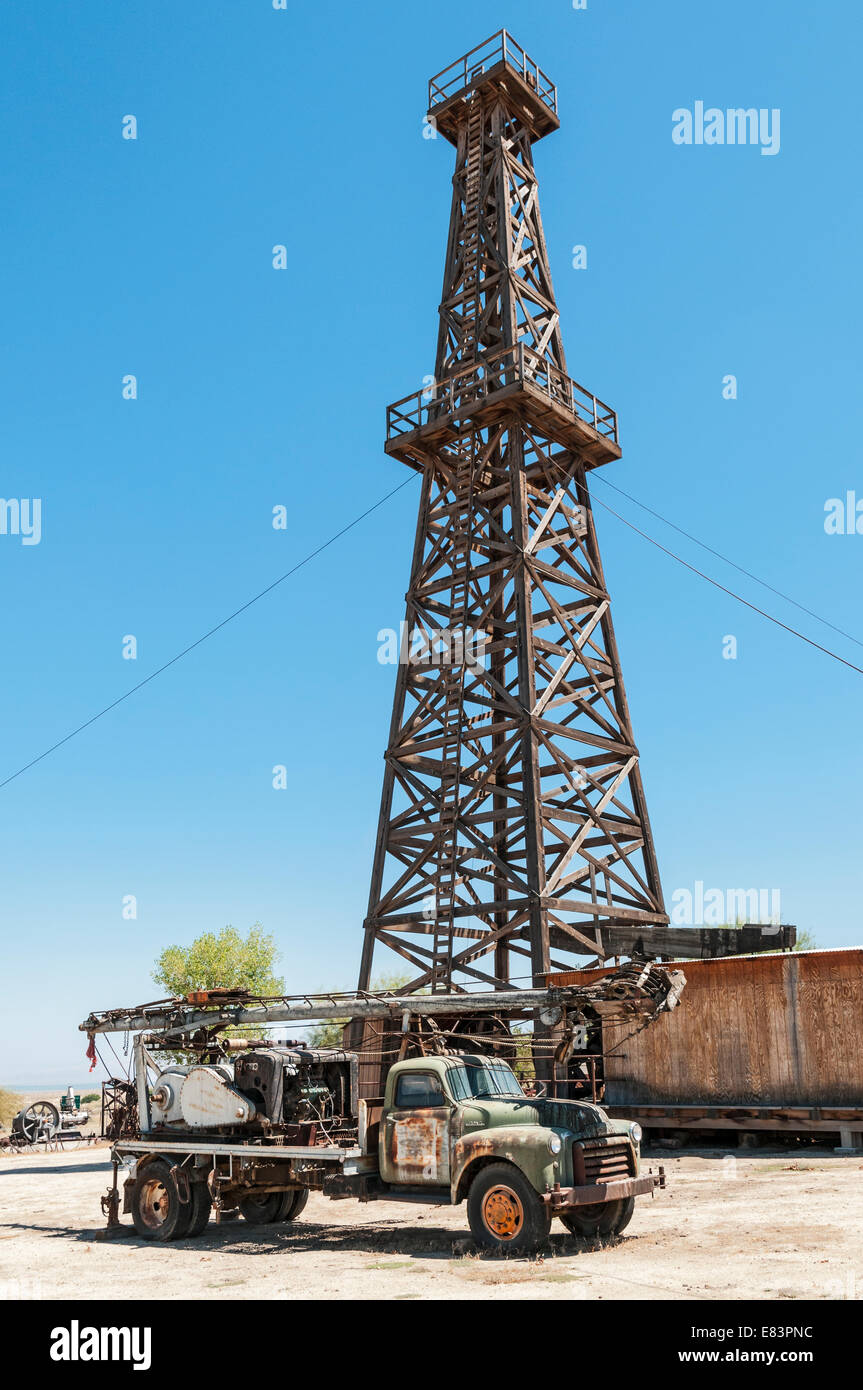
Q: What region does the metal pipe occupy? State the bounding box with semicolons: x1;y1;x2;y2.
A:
87;987;568;1037
81;970;682;1040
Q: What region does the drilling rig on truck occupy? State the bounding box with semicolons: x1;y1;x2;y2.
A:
81;31;793;1253
82;964;684;1252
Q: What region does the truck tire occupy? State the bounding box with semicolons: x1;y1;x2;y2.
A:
467;1163;552;1253
130;1159;193;1241
184;1181;212;1237
277;1188;309;1222
238;1191;287;1224
559;1195;635;1239
240;1188;309;1224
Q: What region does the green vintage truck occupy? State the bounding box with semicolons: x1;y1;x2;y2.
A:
372;1053;662;1250
106;1044;664;1254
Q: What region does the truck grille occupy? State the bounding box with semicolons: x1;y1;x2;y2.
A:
575;1137;635;1185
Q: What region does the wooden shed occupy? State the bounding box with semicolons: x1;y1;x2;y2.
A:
589;948;863;1148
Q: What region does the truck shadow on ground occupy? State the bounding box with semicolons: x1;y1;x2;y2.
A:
0;1162;110;1178
94;1218;623;1260
2;1217;622;1261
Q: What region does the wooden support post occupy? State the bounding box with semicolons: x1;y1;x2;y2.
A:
835;1127;863;1154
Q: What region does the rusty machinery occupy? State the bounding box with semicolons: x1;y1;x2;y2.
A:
81;961;685;1146
2;1089;93;1152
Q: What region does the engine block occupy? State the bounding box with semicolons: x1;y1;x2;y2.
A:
233;1047;358;1130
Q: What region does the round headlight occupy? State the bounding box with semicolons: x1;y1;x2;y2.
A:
548;1134;562;1155
630;1123;643;1145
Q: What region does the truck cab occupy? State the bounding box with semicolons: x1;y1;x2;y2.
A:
374;1054;662;1251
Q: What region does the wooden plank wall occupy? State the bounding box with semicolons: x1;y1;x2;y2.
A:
356;1017;398;1100
599;950;863;1107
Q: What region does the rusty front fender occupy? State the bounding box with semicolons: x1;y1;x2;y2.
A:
450;1125;564;1204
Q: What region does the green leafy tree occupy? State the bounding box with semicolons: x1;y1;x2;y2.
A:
792;929;819;952
510;1027;536;1084
152;924;284;1057
152;923;284;998
306;1018;349;1049
306;972;411;1049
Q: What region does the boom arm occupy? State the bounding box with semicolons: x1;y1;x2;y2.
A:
80;962;685;1042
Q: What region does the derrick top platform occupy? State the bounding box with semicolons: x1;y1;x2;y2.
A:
428;31;559;145
386;342;621;472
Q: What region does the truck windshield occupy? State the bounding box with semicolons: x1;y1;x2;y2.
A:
447;1060;525;1101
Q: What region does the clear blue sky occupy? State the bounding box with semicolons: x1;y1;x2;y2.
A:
1;1;861;1084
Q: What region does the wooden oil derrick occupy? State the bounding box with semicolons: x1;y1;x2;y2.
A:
359;32;669;1001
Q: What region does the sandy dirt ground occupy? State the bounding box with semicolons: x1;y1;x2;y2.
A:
1;1144;861;1302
